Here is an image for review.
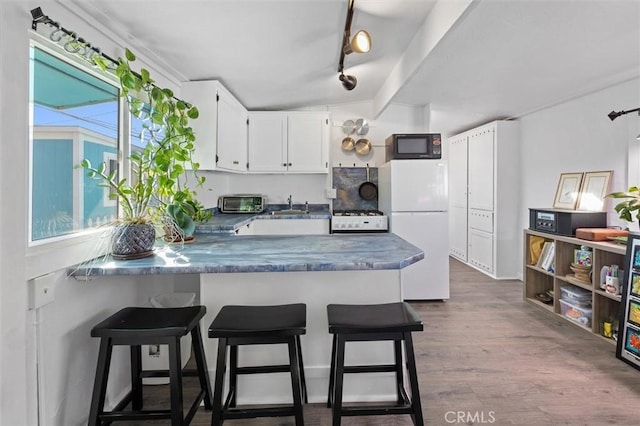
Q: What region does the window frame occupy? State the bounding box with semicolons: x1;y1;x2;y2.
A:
26;35;131;275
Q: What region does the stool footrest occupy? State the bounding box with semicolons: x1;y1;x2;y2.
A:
140;368;201;378
222;406;298;420
236;364;292;375
341;404;415;417
343;364;397;374
99;409;172;421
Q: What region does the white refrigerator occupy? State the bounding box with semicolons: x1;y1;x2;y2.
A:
378;159;449;300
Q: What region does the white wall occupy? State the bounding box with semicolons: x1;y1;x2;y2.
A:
1;2;33;424
518;77;640;275
0;1;193;424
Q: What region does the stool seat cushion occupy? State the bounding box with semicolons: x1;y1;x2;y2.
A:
91;306;206;339
327;302;423;334
209;304;306;338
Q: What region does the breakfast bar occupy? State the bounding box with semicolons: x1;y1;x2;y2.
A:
71;232;424;404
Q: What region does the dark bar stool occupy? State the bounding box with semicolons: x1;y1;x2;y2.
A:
88;306;212;425
326;302;424;426
208;303;307;426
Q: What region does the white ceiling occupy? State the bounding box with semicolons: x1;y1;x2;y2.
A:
71;0;639;134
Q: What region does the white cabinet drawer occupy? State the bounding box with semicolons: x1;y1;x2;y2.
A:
468;209;493;233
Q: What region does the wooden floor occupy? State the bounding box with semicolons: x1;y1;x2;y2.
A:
123;258;640;425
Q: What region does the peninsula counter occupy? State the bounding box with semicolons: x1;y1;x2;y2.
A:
70;233;424;404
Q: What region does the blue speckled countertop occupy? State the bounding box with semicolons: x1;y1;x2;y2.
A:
69;233;424;277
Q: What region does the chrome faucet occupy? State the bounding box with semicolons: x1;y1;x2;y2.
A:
287;195;293;209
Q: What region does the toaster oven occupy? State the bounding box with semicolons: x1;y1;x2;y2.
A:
218;194;266;213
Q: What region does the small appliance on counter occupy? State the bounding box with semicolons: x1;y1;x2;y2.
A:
330;210;388;233
218;194;266;213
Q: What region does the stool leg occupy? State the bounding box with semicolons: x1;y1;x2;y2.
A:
403;332;424;426
394;339;405;405
211;338;228;426
327;333;337;408
287;336;304;426
229;345;238;408
332;335;346;426
295;335;308;404
130;344;143;411
191;325;213;410
168;338;185;426
88;337;113;426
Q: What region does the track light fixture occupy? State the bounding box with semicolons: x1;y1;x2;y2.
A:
337;0;371;90
339;73;357;91
608;107;640;121
344;29;372;55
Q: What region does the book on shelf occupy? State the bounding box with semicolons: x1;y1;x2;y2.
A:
541;242;555;272
535;242;550;268
536;241;555;272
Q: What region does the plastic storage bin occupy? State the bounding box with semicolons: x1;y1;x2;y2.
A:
142;292;196;384
559;298;592;327
560;285;591;306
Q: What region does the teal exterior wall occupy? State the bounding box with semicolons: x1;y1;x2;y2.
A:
82;140;117;226
32;138;73;240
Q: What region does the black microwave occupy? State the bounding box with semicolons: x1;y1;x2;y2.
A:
385;133;442;161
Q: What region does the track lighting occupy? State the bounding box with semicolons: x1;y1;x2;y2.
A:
343;30;371;55
337;0;371;90
339;73;357;91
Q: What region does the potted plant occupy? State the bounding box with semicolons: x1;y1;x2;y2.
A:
78;48;210;258
606;186;640;225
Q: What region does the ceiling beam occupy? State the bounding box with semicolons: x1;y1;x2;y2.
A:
372;0;477;118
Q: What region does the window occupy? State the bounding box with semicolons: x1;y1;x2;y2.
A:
30;44;120;242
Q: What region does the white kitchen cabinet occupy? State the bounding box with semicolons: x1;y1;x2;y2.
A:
247;112;287;172
248;219;329;235
248;111;329;173
447;120;520;279
468;129;494;211
181;80;248;173
234;222;254;235
468;228;493;273
448;134;468;261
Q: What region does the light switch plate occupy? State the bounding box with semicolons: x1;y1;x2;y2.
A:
327;188;337;199
28;273;56;309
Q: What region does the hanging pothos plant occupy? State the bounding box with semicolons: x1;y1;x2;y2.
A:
77;48;211;255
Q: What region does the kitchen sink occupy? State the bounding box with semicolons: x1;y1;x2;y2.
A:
269;210;310;216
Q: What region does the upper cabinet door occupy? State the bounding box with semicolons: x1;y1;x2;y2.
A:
247;112;287;172
448;135;468;207
287;113;329;173
216;90;248;172
468;127;494;211
181;81;219;170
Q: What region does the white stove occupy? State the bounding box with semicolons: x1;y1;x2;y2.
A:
331;210;389;233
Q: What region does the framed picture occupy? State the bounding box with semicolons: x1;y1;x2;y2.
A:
553;172;584;209
577;170;613;211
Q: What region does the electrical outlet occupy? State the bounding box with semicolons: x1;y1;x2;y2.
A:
28;273;56;309
327;188;337;199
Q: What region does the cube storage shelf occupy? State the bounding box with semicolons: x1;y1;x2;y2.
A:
524;229;625;344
